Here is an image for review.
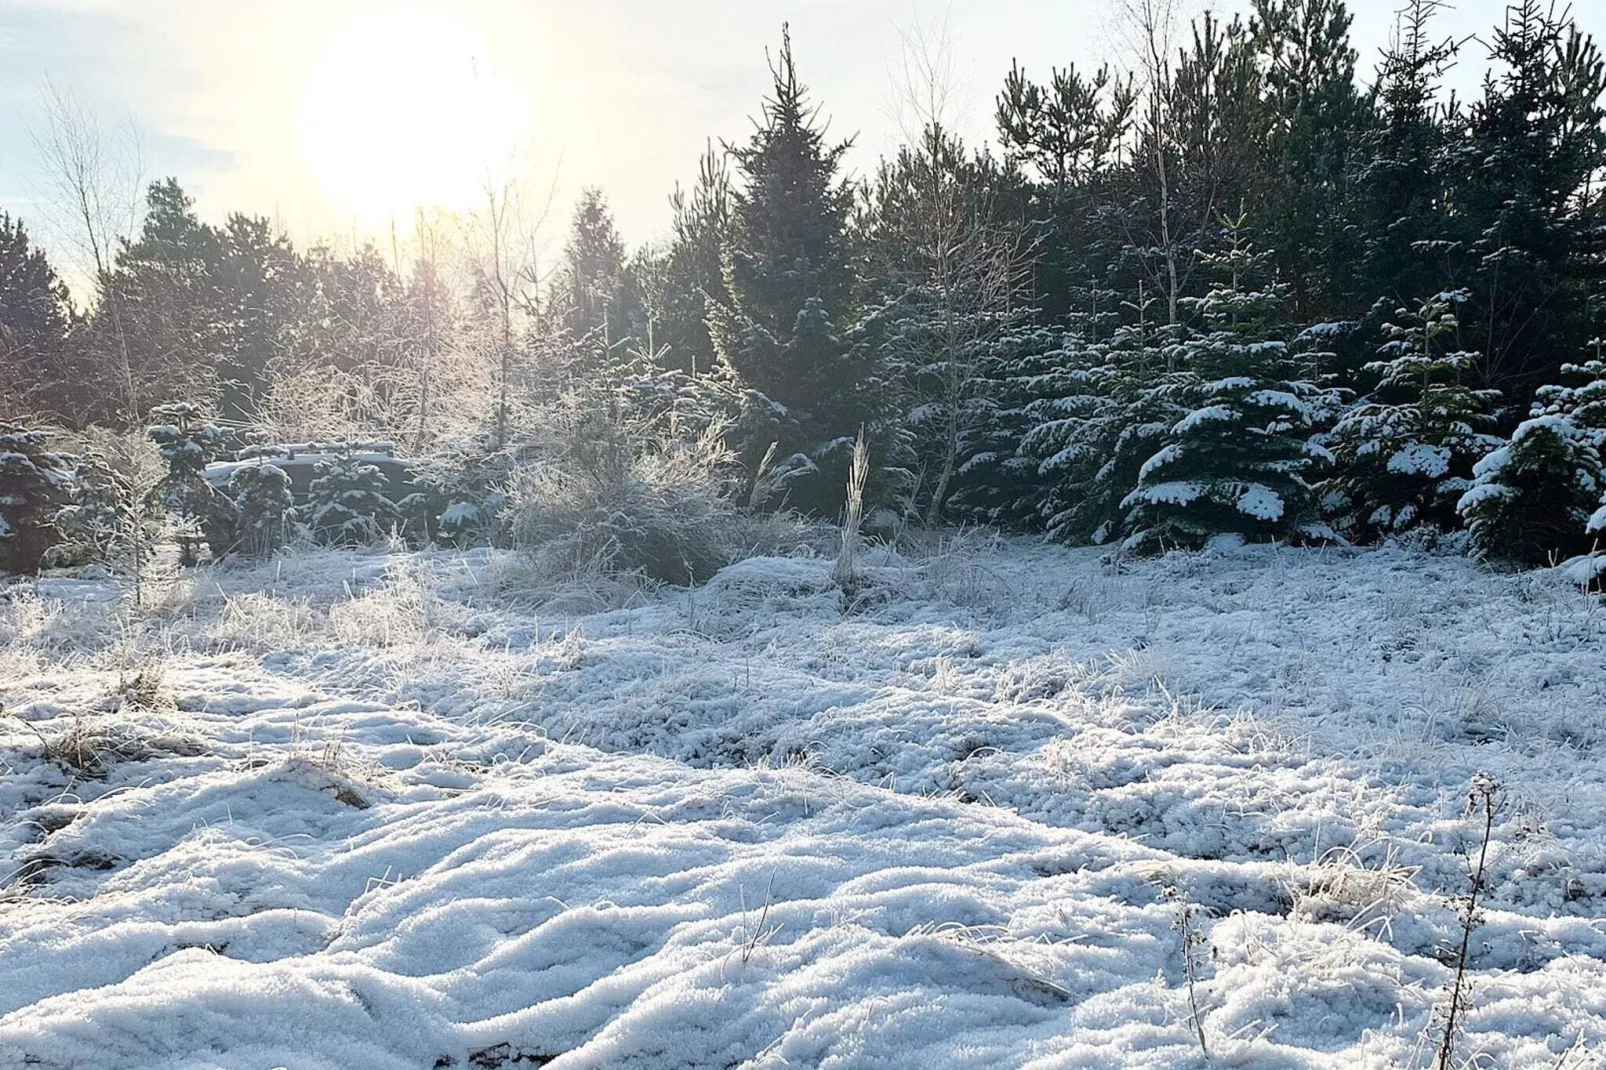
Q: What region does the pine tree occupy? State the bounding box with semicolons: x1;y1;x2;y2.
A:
305;451;400;546
215;214;300;426
1351;0;1461;310
993;61;1134;323
1249;0;1370;320
1122;217;1332;552
105;181;228;415
660;144;734;377
863;125;1027;521
1457;0;1606;393
0;426;74;573
1325;291;1502;539
229;463;296;556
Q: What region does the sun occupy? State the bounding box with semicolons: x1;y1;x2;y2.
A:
299;7;523;223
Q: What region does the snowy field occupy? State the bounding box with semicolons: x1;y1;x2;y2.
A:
3;537;1606;1069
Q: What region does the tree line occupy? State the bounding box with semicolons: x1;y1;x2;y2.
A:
4;0;1606;570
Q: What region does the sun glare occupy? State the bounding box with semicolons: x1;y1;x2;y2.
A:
299;8;523;223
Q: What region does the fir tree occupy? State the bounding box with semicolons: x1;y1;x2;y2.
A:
53;447;140;568
1325;291;1502;539
1526;350;1606;557
1023;286;1189;545
1122;217;1332;552
146;402;233;564
229;462;296;556
946;322;1065;528
305;451;400;546
1458;415;1602;566
0;426;74;573
1533;351;1606;440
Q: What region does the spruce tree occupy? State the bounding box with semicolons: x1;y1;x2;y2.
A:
708;26;888;514
557;189;630;362
1122;218;1331;552
0;426;74;573
1325;291;1502;539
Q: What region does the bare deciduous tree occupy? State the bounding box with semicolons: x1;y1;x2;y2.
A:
31;79;145;424
462;171;553;447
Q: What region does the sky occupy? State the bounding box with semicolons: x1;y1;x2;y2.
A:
2;0;1602;280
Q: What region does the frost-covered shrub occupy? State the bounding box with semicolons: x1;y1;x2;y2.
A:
229;463;297;556
414;427;561;548
505;408;744;585
0;426;74;573
304;452;401;546
1324;293;1502;540
1458;416;1603;566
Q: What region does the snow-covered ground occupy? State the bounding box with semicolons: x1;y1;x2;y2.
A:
3;537;1605;1069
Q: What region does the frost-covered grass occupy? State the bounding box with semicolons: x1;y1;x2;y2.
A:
3;538;1606;1068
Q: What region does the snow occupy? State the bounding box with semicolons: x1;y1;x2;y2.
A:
5;540;1606;1068
1388;442;1453;478
1122;480;1204;508
1234;483;1285;521
1171;406;1236;434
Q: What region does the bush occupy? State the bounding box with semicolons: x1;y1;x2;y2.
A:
414;427;559;548
504;405;745;585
